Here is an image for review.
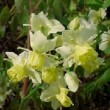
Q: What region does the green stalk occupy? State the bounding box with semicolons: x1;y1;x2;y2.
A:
19;84;42;110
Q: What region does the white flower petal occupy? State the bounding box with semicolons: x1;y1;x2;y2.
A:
30;31;46;52
45;37;57;52
49;19;65;34
6;52;18;63
65;72;79;92
51;99;61;110
56;45;73;58
28;68;41;84
40;86;59;102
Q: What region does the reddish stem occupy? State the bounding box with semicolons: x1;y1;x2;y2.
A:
23;77;28;96
22;0;31;96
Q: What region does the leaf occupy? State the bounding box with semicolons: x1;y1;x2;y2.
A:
53;0;62;19
0;25;5;38
98;68;110;86
18;8;29;33
15;0;29;11
85;0;103;10
10;14;19;32
0;6;10;25
0;54;3;67
103;0;110;8
15;0;22;10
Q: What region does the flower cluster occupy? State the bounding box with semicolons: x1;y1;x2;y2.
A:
6;8;107;109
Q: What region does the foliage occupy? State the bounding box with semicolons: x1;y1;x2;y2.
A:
0;0;110;110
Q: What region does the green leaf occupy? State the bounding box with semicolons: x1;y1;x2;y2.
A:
18;8;29;33
98;68;110;85
15;0;22;10
53;0;62;19
15;0;29;11
0;54;3;67
103;0;110;8
0;25;5;38
85;0;103;10
10;15;19;32
0;6;10;25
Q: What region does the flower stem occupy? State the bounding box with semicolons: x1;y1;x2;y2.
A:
19;84;41;110
23;77;28;96
22;0;31;97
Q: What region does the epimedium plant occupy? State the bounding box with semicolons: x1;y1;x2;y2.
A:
5;7;109;110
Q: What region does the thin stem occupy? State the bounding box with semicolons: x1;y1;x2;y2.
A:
31;0;42;13
23;77;28;96
22;0;31;97
60;0;70;14
19;84;41;110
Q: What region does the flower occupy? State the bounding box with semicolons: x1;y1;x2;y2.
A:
6;51;28;65
99;31;110;54
30;31;57;53
30;12;65;35
40;70;66;109
56;19;98;74
56;88;73;107
88;8;106;24
7;64;27;82
27;51;45;71
73;44;99;73
42;67;58;83
68;17;80;30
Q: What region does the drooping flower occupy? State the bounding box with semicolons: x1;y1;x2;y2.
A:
30;12;65;35
40;70;66;109
56;88;73;107
42;67;58;83
6;51;28;65
6;51;41;84
27;51;45;71
62;25;97;46
72;44;99;73
57;43;99;74
30;31;57;53
7;64;28;82
88;8;106;24
56;19;99;74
